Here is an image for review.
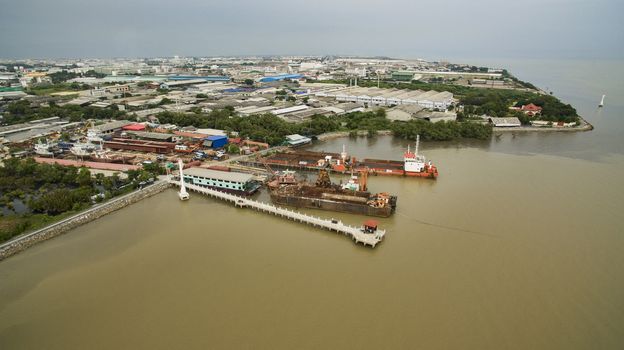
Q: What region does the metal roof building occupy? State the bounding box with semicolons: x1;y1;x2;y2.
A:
126;131;174;141
271;105;309;115
184;167;254;184
259;74;304;83
93;120;133;134
489;117;521;127
316;87;454;109
285;134;312;146
167;75;231;82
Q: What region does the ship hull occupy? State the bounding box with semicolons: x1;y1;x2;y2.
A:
270;193;394;217
356;159;437;178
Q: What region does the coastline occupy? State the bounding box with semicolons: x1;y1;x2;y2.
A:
317;117;593;141
1;114;593;261
0;181;171;262
317;130;393;141
493;116;594;133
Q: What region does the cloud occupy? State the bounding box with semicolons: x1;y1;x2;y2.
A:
0;0;622;59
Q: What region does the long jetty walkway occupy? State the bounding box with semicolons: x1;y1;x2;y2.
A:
168;180;386;248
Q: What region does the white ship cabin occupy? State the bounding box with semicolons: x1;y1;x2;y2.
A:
183;167;255;192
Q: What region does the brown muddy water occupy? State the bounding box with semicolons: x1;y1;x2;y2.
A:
0;59;623;349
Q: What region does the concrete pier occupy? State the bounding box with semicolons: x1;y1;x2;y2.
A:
169;180;386;248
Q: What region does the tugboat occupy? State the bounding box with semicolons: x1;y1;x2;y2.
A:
403;135;438;178
341;170;367;191
354;134;438;178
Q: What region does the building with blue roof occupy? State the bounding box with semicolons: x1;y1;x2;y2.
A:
203;135;228;149
258;74;304;83
167;75;231;82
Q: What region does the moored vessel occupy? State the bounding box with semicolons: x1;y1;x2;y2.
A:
269;169;397;217
33;140;56;157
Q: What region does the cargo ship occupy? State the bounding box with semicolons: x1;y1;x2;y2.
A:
269;169;397;217
354;136;437;178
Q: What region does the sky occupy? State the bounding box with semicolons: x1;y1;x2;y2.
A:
0;0;622;61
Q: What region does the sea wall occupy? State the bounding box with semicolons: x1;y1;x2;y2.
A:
0;181;171;261
493;123;593;133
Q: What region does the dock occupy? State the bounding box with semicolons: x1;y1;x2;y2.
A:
168;179;386;247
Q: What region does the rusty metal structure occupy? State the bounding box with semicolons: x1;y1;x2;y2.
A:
269;169;397;217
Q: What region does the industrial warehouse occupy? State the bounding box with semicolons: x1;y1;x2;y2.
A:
315;86;454;110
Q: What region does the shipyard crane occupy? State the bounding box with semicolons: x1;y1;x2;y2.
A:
260;158;278;178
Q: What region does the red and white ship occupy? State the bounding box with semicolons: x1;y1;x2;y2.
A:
355;135;438;178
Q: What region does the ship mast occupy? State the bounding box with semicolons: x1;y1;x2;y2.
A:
415;134;420;157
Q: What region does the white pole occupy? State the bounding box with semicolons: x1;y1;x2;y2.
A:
178;159;189;200
415;135;420;157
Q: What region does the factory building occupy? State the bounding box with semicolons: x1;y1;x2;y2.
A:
126;131;174;142
122;123;147;131
271;105;309;115
203;135;228;149
92;120;133;135
166;75;231;82
285;134;312;146
316;87;454;110
259;74;304;83
391;71;417;81
159;79;207;90
386;104;458;123
183;167;260;195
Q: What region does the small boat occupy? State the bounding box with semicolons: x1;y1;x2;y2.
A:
70;143;95;157
89;150;136;163
599;94;605;108
34;140;56;157
341;170;367;192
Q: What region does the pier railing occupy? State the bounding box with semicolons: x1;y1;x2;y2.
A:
168;180;386;248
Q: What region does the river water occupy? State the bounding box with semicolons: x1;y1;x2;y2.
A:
1;59;623;349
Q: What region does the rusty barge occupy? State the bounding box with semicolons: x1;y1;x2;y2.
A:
254;135;438;178
268;169;397;217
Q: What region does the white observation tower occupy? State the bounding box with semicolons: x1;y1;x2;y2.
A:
178;159;190;201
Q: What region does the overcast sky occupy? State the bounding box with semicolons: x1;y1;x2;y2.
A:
0;0;622;60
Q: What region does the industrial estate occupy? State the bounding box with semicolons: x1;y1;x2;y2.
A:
0;55;590;251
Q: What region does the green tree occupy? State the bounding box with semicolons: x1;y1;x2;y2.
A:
76;167;92;187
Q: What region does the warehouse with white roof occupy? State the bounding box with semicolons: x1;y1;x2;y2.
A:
316;87;454;110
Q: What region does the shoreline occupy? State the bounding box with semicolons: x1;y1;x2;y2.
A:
317;117;593;141
493;116;593;133
317;130;393;141
1;115;593;261
0;181;171;262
